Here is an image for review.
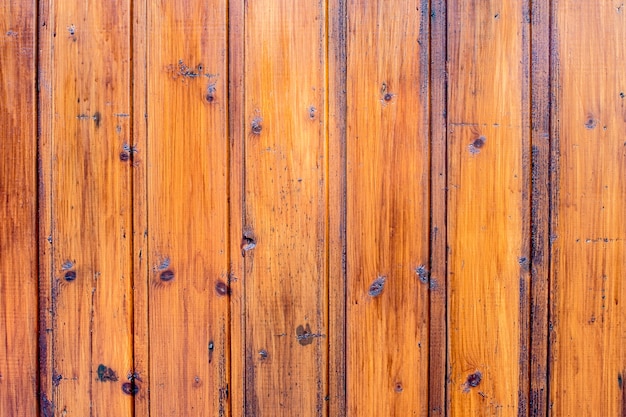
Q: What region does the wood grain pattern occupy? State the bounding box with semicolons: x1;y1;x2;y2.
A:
39;0;134;415
447;1;530;415
346;1;430;415
0;2;38;415
146;0;230;415
328;0;347;415
242;0;327;414
5;2;626;416
530;0;551;415
549;1;626;415
430;0;449;415
132;0;149;413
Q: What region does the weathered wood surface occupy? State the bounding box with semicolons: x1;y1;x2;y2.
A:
144;0;230;415
447;1;530;415
345;0;430;415
0;1;38;415
0;1;624;416
39;0;134;415
241;0;328;414
549;1;626;415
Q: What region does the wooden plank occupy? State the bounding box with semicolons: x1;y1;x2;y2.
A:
242;0;327;414
145;0;230;415
549;1;626;415
345;1;430;415
328;0;347;415
39;0;134;415
229;0;245;415
132;0;150;414
529;0;551;414
447;1;530;415
430;0;448;415
0;1;38;415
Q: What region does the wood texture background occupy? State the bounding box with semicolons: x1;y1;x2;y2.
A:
0;0;624;416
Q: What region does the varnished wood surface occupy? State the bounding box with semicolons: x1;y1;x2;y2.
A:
0;1;37;415
345;0;430;415
0;1;624;416
550;1;626;415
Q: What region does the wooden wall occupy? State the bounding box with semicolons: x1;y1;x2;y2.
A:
1;0;625;416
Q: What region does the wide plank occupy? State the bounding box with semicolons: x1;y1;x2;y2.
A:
447;1;530;415
346;1;430;415
145;0;230;415
242;1;328;414
549;1;626;415
0;1;38;415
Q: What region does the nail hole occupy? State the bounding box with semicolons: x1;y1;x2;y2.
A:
160;270;175;282
383;93;393;101
259;349;268;359
119;152;130;161
215;280;229;296
368;275;386;297
64;271;77;282
121;382;139;396
394;382;403;393
251;118;263;135
585;116;597;129
467;371;482;388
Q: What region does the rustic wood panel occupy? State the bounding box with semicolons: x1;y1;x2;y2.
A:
3;2;626;416
145;0;230;415
530;0;551;415
346;1;430;415
430;0;449;414
241;0;327;414
328;0;348;415
549;1;626;415
447;1;530;415
0;1;38;416
39;0;134;415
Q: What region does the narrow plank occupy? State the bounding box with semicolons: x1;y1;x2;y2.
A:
346;1;430;415
0;1;38;415
328;0;348;415
549;1;626;415
529;0;551;414
429;0;449;415
38;0;54;413
132;0;150;413
229;0;246;415
41;0;134;415
447;1;530;415
146;1;230;415
242;0;327;414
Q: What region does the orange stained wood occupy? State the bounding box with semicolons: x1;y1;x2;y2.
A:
241;0;328;415
0;1;38;415
346;0;430;415
39;0;134;415
145;0;230;415
550;1;626;415
3;1;626;416
447;0;530;415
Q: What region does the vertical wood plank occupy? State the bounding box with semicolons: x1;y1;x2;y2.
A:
146;0;230;415
229;0;245;415
530;0;551;415
328;0;347;415
242;0;327;414
447;1;530;415
39;0;134;415
0;1;38;415
549;1;626;415
430;0;449;414
132;0;150;413
346;1;430;415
